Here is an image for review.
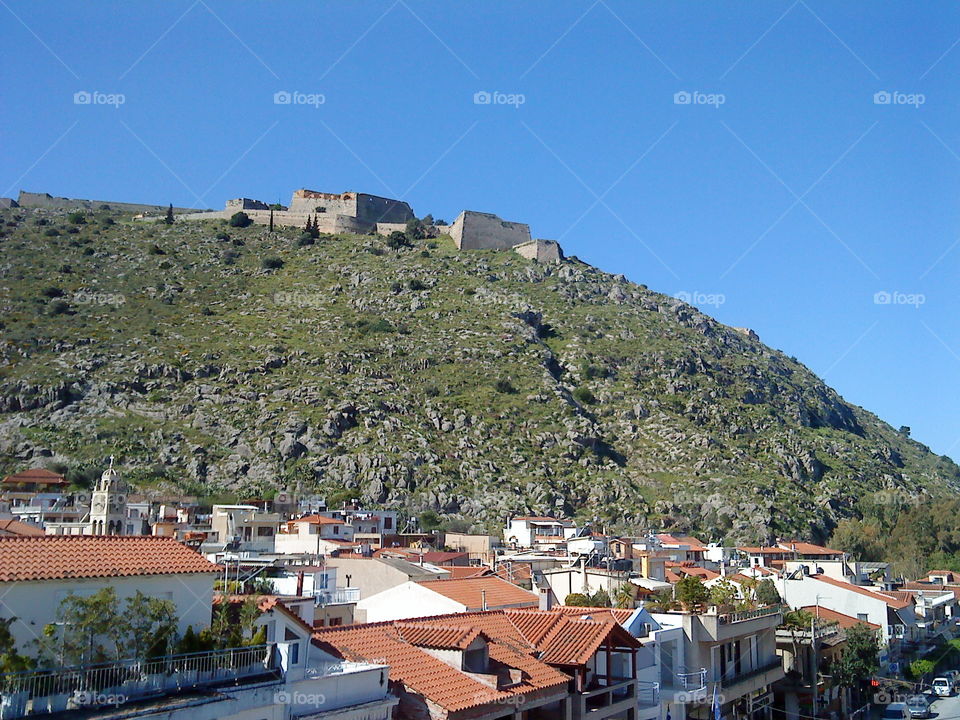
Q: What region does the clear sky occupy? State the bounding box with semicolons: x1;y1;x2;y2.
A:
2;1;959;459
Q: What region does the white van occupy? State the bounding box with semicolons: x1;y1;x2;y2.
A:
932;677;952;697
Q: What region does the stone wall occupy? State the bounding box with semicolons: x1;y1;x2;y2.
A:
289;189;357;217
0;198;18;209
226;198;271;211
375;222;408;236
514;239;563;263
18;191;199;214
354;193;414;224
447;210;531;250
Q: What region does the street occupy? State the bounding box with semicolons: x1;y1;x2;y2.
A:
930;692;960;720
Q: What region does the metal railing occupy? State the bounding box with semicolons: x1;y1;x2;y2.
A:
636;681;660;708
662;669;707;691
712;657;783;688
312;587;360;605
0;644;275;719
717;605;784;625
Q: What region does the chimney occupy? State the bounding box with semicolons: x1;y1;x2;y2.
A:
539;587;554;611
296;570;304;596
481;589;488;611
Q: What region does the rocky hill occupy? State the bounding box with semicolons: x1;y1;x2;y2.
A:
1;205;957;542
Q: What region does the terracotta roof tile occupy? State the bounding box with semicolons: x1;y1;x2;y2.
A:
0;519;46;537
811;575;912;609
780;541;843;556
2;468;66;485
417;576;538;610
394;623;485;650
800;606;881;630
0;536;218;581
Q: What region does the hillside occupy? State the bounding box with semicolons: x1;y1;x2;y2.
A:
1;204;957;543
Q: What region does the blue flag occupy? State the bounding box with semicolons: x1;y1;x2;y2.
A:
712;683;722;720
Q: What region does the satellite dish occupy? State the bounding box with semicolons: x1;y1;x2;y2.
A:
74;493;90;505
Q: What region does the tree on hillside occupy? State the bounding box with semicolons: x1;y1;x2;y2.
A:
229;211;252;228
268;209;274;233
386;230;412;250
164;203;174;224
405;218;425;241
564;593;591;607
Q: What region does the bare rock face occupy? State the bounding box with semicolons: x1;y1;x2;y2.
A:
0;205;957;543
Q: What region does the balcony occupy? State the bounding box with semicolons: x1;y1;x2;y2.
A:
712;657;784;697
0;644;277;719
660;669;708;703
698;605;784;641
312;587;361;605
574;677;638;720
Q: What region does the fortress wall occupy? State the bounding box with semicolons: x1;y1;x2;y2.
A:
355;194;415;224
376;222;408;236
514;239;563;263
226;198;271;211
178;208;372;233
18;191;198;214
449;210;531;250
289;190;357;217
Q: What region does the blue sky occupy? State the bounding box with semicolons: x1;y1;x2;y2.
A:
3;1;960;458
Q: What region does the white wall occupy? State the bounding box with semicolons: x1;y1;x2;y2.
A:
356;581;464;622
780;576;891;642
0;573;217;653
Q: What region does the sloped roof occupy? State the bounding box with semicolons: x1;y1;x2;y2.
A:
394;623;485;650
903;581;960;600
800;605;881;630
417;576;538;609
214;594;315;635
293;514;344;525
513;516;573;525
780;541;843;556
0;519;46;537
2;468;66;485
0;536;218;581
811;575;912;609
315;613;569;713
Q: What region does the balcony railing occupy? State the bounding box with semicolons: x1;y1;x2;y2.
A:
717;605;784;625
312;587;360;605
636;681;660;709
0;644;276;719
713;658;783;689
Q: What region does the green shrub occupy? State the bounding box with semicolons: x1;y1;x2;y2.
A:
573;387;596;404
67;212;86;224
297;233;315;247
564;593;591;607
43;228;59;237
408;279;427;291
49;300;70;315
261;257;284;270
215;231;230;241
495;379;516;394
41;287;64;299
355;318;395;335
148;243;165;255
386;231;412;250
229;212;252;228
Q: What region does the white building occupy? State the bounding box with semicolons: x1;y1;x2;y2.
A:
0;535;220;654
504;516;578;549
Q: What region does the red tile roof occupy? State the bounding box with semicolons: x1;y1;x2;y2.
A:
0;536;219;581
292;515;344;525
417;576;538;610
738;546;790;554
800;605;881;630
0;519;46;537
2;468;66;486
810;575;912;609
315;612;570;713
780;541;843;556
513;516;572;524
394;623;485;650
903;581;960;600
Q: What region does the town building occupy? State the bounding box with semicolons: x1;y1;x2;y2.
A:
504;516;578;549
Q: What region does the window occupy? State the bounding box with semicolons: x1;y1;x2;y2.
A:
329;617;343;626
333;526;339;535
857;613;869;621
257;526;274;537
384;517;392;529
290;642;300;665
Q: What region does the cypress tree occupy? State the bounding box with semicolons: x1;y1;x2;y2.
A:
269;209;274;233
164;203;174;224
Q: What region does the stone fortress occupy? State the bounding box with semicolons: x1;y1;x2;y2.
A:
182;188;564;262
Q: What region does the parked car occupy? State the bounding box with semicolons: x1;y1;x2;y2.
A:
932;677;953;697
946;670;960;690
906;695;932;718
881;703;911;720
